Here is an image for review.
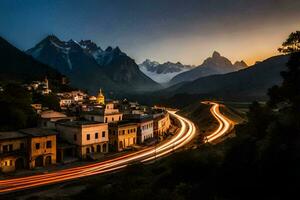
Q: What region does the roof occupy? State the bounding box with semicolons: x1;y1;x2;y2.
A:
124;114;153;123
109;120;137;128
40;110;67;119
20;128;58;137
0;131;27;140
82;110;104;116
57;120;106;128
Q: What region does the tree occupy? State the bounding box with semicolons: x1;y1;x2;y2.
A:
268;31;300;109
278;31;300;54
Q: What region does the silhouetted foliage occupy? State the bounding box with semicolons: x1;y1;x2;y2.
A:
0;84;37;131
32;92;61;111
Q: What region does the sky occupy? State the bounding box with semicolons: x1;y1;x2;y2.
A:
0;0;299;66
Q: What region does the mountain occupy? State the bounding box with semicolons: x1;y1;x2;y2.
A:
80;41;160;91
0;36;63;84
169;51;248;85
164;54;289;101
27;36;160;94
139;59;193;83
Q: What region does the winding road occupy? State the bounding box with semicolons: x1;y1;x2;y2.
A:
203;102;235;143
0;102;233;194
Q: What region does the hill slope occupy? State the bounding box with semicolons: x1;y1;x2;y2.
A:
0;36;63;84
165;54;289;100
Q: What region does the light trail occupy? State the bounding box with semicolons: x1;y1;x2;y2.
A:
0;102;232;194
0;110;196;194
203;102;234;143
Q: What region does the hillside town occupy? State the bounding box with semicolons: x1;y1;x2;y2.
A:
0;81;172;173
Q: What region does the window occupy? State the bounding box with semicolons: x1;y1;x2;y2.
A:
122;130;125;135
105;118;108;123
9;144;13;151
46;141;52;148
86;147;90;154
9;160;12;166
102;131;106;138
95;132;98;139
128;130;130;134
119;116;121;121
91;116;95;121
87;134;90;140
3;145;8;153
20;143;25;150
112;117;114;121
74;134;77;141
35;143;40;150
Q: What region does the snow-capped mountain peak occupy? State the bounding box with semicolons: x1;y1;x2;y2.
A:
139;59;193;83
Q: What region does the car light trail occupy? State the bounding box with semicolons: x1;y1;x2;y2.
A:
0;110;196;193
204;102;234;143
0;102;231;194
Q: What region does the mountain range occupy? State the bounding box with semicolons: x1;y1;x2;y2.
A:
0;36;64;87
139;59;193;83
27;35;161;94
169;51;248;85
162;54;288;101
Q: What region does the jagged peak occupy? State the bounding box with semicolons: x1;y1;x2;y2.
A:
113;46;121;53
212;51;221;58
105;46;113;52
79;39;101;51
234;60;248;68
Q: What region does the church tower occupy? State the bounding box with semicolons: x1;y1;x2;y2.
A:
96;88;105;105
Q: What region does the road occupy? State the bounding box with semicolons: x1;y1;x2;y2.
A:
203;101;235;143
0;102;233;194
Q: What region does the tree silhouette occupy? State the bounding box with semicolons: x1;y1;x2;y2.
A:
278;31;300;53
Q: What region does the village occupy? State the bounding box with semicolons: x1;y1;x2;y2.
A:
0;78;173;173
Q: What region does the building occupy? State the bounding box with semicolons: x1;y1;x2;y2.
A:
39;77;52;95
153;112;171;139
96;89;105;105
56;121;109;159
31;103;42;114
108;121;137;151
39;110;74;129
0;131;27;173
59;98;73;107
19;128;57;169
83;101;123;123
123;114;154;144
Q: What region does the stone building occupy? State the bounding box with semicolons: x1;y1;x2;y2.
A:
19;128;57;169
123;114;154;144
83;101;123;123
39;110;75;129
108;121;137;151
153;112;171;140
0;131;27;173
56;121;109;159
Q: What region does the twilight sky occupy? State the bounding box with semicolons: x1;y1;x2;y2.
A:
0;0;299;65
